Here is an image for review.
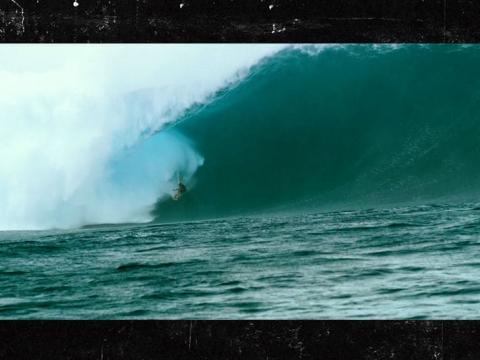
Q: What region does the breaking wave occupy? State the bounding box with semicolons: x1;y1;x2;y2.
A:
0;44;284;229
154;44;480;221
3;44;480;229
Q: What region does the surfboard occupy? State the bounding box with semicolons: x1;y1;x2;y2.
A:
172;192;182;201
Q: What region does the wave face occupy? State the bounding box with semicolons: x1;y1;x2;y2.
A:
0;44;285;230
154;45;480;221
3;44;480;229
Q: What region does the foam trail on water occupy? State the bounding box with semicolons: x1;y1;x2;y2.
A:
0;44;286;230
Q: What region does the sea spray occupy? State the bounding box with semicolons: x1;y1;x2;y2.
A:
0;44;285;229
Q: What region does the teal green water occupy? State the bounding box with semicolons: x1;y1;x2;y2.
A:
154;45;480;221
3;45;480;318
2;203;480;319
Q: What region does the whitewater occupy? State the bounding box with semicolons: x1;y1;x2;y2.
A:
0;44;286;230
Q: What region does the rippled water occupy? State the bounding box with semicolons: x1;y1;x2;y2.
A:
1;203;480;319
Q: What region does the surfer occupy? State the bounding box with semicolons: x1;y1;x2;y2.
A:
173;179;187;201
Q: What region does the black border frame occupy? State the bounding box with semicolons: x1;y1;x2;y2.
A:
2;320;480;359
1;0;480;358
0;0;479;42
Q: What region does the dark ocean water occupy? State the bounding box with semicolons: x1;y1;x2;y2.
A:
2;202;480;319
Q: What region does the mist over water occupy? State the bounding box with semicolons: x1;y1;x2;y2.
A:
0;44;285;230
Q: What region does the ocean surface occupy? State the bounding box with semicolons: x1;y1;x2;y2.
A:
2;202;480;319
2;44;480;318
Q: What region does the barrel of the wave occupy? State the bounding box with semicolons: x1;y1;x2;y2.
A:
153;45;480;222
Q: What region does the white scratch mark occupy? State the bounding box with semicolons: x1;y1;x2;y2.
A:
9;0;24;34
271;23;286;34
188;321;192;349
443;0;447;42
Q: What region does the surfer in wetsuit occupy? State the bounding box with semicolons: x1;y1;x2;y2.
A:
173;179;187;200
177;181;186;195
